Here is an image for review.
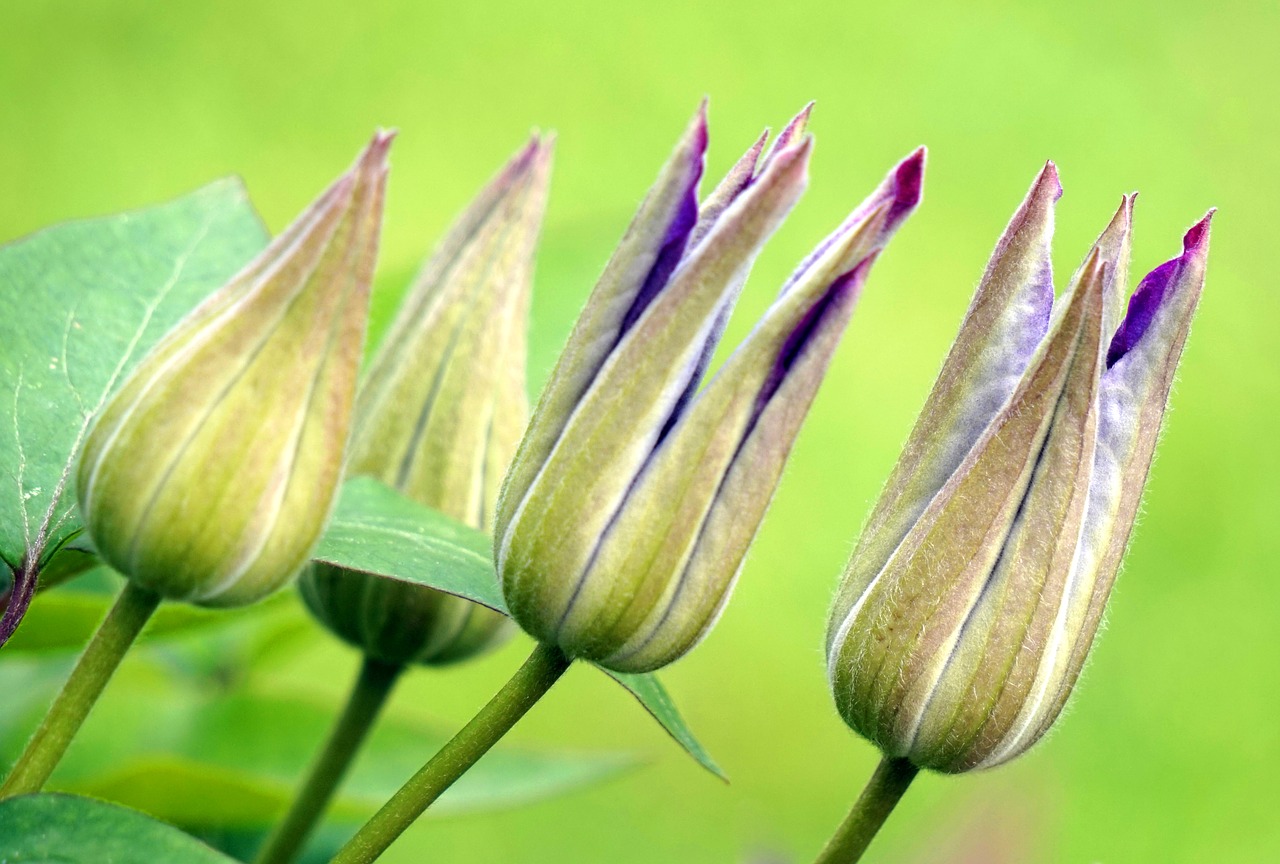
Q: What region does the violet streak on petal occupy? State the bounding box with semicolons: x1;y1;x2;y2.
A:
1106;212;1214;368
749;259;874;441
617;144;705;338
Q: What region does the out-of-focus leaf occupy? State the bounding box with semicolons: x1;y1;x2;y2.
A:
0;793;238;863
194;824;349;864
0;660;634;830
316;476;723;778
5;586;224;653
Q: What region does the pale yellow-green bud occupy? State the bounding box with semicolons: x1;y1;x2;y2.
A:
826;164;1212;772
303;136;552;666
76;133;392;607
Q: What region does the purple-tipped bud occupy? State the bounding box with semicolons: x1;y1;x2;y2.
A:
827;167;1211;772
497;105;924;672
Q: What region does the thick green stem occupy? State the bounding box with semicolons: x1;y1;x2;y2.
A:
331;642;572;864
253;657;403;864
813;756;918;864
0;581;160;798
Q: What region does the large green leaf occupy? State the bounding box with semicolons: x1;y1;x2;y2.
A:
317;476;724;779
0;657;635;830
0;793;238;863
0;180;268;641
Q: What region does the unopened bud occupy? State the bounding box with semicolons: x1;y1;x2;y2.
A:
77;134;392;607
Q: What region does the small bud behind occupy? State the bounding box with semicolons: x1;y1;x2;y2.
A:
303;137;552;666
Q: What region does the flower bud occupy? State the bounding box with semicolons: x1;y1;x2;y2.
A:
76;134;392;607
497;104;924;673
826;164;1211;772
303;137;552;666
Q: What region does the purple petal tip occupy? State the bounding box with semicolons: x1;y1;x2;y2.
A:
896;148;926;206
886;147;925;229
1184;209;1214;253
1105;211;1211;368
693;105;710;153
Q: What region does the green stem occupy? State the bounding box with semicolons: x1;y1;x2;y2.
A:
0;581;160;798
253;657;403;864
813;756;918;864
331;642;572;864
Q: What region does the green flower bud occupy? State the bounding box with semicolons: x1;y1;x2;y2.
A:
76;134;392;607
302;136;552;666
826;164;1212;772
497;105;924;673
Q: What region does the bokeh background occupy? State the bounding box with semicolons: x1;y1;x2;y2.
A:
3;1;1277;861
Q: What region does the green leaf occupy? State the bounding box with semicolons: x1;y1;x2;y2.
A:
315;475;503;610
0;659;634;829
0;180;268;576
317;476;723;779
607;670;725;780
0;793;238;863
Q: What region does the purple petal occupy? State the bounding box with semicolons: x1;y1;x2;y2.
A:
1107;211;1214;368
617;111;708;339
884;147;926;235
779;147;925;300
751;257;873;430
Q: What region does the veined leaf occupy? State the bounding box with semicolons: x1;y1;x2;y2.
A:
606;671;724;780
315;475;501;610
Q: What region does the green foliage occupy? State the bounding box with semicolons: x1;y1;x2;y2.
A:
0;183;711;855
317;477;503;611
0;793;239;863
0;630;636;832
319;476;725;778
5;568;227;653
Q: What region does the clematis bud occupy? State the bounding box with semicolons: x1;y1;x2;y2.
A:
826;163;1212;772
303;137;552;666
77;134;392;607
497;104;924;673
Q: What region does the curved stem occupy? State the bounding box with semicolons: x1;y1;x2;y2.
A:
813;756;918;864
331;642;572;864
0;581;160;798
253;656;403;864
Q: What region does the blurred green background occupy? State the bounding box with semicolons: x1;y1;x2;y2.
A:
2;1;1276;861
